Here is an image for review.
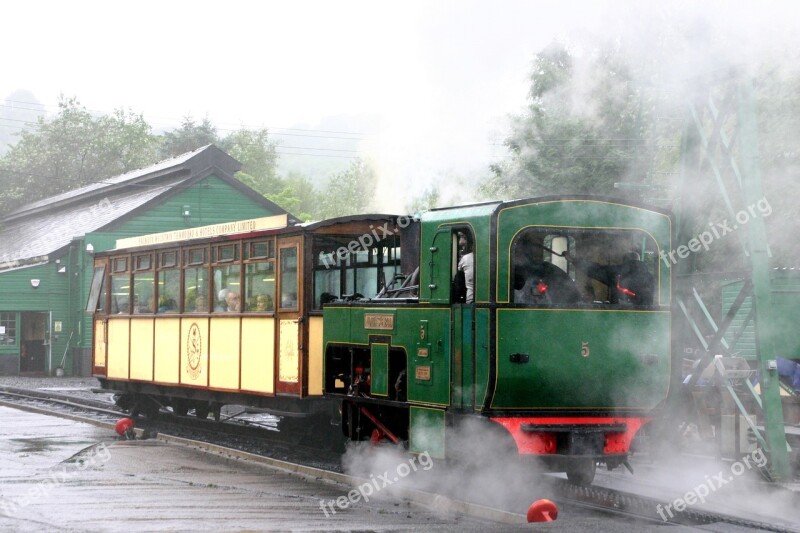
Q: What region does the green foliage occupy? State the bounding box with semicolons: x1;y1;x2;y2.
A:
318;159;376;219
406;186;440;215
160;116;218;159
222;128;281;196
483;43;660;200
0;97;159;213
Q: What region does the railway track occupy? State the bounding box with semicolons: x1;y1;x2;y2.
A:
1;385;797;531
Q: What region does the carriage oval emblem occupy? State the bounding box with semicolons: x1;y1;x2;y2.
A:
186;323;202;379
581;341;590;358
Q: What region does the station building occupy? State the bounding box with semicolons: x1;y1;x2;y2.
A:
0;145;292;376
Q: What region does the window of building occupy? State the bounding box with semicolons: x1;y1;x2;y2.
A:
0;313;17;346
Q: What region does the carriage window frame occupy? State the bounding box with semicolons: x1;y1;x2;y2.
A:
214;243;239;264
132;255;156;314
243;238;276;313
109;255;131;314
246;240;275;260
112;257;128;273
185;247;207;266
183;246;210;313
135;254;152;271
310;234;402;311
210;242;242;313
278;246;299;311
159;250;178;269
86;265;107;314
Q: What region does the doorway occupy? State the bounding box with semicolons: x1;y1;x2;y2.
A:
20;312;48;373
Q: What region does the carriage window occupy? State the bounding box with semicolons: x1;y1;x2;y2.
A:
244;262;275;312
511;228;657;307
213;264;242;312
157;269;180;313
160;251;178;268
184;267;209;313
215;244;239;263
111;274;130;314
132;273;155;314
112;257;128;273
86;266;107;314
246;240;275;260
135;254;152;271
279;247;299;310
311;235;402;310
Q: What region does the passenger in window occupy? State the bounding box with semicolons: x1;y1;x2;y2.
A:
214;289;242;313
253;294;273;312
566;250;654;305
195;294;209;312
456;232;474;303
225;290;241;312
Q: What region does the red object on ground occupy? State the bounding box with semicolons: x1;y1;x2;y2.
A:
527;499;558;522
115;417;134;436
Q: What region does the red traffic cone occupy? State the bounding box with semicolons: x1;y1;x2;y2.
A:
527;499;558;522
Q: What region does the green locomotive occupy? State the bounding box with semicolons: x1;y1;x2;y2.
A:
323;195;672;484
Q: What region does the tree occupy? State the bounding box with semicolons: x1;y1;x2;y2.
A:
160;116;219;159
0;97;159;213
318;159;376;218
482;43;658;199
406;186;440;216
221;128;281;196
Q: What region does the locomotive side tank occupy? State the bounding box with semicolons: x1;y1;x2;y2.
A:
323;196;672;484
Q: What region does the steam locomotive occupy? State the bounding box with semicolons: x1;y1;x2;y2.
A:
88;195;672;484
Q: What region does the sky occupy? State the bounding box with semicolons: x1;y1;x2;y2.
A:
2;0;798;211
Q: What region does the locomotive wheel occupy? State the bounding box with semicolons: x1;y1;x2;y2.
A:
566;458;597;486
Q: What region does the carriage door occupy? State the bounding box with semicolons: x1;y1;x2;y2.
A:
275;236;303;395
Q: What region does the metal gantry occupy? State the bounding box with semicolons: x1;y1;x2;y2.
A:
674;77;792;480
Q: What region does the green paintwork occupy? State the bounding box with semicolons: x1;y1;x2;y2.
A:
418;203;498;304
326;306;452;406
492;309;670;410
324;197;673;456
370;342;389;396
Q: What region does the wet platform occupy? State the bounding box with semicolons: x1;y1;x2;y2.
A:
0;406;519;532
2;377;798;532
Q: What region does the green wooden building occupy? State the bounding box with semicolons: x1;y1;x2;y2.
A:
0;145;292;376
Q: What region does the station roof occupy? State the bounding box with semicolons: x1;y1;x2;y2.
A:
0;145;290;271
